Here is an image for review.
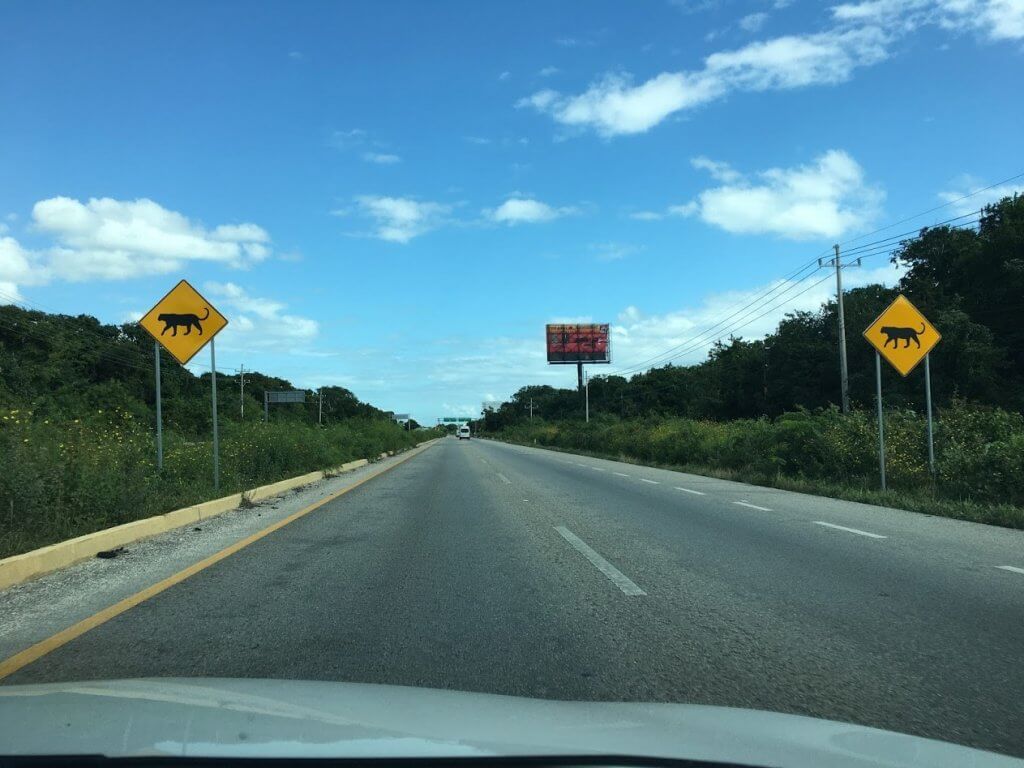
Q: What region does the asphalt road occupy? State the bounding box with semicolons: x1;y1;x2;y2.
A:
5;437;1024;757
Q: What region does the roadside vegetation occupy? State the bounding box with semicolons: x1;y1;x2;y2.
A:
480;196;1024;528
0;309;441;558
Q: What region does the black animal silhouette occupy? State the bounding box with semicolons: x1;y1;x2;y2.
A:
158;307;209;337
880;322;926;349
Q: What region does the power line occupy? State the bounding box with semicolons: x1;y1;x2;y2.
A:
605;198;1001;379
607;254;828;376
836;172;1023;248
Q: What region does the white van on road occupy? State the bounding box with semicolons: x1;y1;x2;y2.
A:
458;425;471;440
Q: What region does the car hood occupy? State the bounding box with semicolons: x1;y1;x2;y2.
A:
0;678;1018;767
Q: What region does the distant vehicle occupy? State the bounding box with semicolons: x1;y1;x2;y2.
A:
458;425;471;440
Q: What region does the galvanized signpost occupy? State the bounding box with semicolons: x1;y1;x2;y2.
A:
863;294;941;490
139;279;229;490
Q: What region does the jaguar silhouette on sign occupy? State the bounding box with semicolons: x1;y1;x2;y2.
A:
158;307;210;337
880;322;926;349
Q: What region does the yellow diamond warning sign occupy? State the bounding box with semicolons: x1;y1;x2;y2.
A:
139;280;228;365
863;294;940;377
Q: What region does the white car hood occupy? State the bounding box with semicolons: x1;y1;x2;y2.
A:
0;678;1018;767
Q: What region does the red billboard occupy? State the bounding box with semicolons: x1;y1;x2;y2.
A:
546;324;611;364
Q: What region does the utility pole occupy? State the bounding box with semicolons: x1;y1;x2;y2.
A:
529;398;534;421
821;245;860;414
318;389;323;425
239;364;245;420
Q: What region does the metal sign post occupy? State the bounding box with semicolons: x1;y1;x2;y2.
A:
211;338;220;492
924;353;935;476
154;342;163;471
875;350;886;492
864;294;942;490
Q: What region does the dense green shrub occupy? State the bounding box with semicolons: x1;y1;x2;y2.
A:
0;406;440;557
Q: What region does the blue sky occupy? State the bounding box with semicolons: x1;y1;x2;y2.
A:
1;0;1022;422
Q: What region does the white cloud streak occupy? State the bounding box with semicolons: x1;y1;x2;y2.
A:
486;197;578;225
518;26;890;136
354;195;452;243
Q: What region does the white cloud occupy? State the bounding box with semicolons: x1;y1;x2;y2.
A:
591;242;640;262
465;136;492;145
630;211;664;221
329;128;367;149
739;12;770;32
362;152;401;164
498;71;511;81
486;197;578;225
0;236;47;294
31;197;271;281
691;155;742;183
555;37;580;46
519;27;889;136
354;195;451;243
938;176;1024;215
288;51;303;60
539;66;561;77
205;281;319;350
676;150;883;239
831;0;1024;40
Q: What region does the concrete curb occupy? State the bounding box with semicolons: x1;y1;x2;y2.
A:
0;446;424;592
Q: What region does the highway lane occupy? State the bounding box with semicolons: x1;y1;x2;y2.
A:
4;437;1023;758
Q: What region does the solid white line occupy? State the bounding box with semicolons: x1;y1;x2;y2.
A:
497;473;511;484
813;521;887;539
554;526;646;596
733;501;771;511
613;472;631;478
996;565;1024;575
675;487;705;495
590;466;606;472
640;478;660;485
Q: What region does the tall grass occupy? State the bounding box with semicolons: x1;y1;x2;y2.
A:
0;407;439;558
491;402;1024;528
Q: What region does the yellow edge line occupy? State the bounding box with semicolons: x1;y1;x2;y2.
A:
0;441;437;681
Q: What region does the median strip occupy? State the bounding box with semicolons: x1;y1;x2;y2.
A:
554;526;646;596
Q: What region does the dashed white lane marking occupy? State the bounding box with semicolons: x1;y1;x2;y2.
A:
995;565;1024;575
813;521;887;539
497;473;511;484
554;526;646;596
733;501;771;511
575;462;587;467
640;478;660;485
675;487;705;495
590;466;606;472
613;472;631;478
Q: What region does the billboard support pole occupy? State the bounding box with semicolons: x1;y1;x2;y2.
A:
577;361;584;392
585;371;590;423
154;342;163;471
875;350;886;492
211;338;220;493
